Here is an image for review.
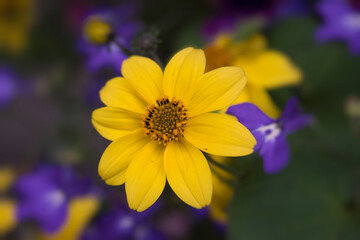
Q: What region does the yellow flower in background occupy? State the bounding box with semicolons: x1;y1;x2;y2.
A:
0;168;15;194
0;199;16;235
204;34;302;118
83;16;113;45
92;47;256;212
0;169;17;235
208;156;236;224
40;196;99;240
0;0;35;54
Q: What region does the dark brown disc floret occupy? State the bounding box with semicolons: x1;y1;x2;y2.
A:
142;97;188;146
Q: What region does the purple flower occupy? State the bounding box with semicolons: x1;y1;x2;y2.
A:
78;5;142;74
81;207;164;240
316;0;360;54
227;97;312;174
0;68;16;107
14;165;95;233
202;10;269;42
202;0;310;41
274;0;310;19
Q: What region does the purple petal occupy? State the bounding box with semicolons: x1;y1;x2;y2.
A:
16;189;68;233
14;170;56;198
0;69;16;107
251;130;266;152
227;103;274;130
348;33;360;54
115;21;142;40
280;97;312;134
316;0;360;55
85;45;126;74
283;113;313;135
14;165;93;233
279;97;300;123
99;210;137;239
134;226;166;240
15;169;69;233
316;23;345;42
259;134;290;174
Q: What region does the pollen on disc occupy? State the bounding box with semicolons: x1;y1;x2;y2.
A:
142;97;188;146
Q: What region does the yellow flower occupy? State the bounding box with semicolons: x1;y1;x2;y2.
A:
208;156;236;224
92;47;256;212
0;199;16;235
0;168;15;194
40;196;99;240
204;34;302;118
0;0;35;54
83;16;112;45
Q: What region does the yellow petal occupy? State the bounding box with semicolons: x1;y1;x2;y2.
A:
164;138;212;208
0;199;16;235
233;84;280;119
98;130;150;185
41;196;99;240
184;113;256;156
122;56;163;105
234;50;302;89
163;48;205;103
186;67;247;117
125;141;166;212
229;34;267;56
92;107;143;141
100;77;148;114
0;168;15;193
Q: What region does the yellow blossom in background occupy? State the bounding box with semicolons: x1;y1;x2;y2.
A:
83;16;112;45
0;199;16;235
208;155;236;224
0;0;35;54
0;168;15;194
204;34;302;118
92;47;256;212
0;169;17;235
40;196;99;240
203;33;302;222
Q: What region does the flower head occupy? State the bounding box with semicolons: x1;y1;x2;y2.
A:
0;0;35;54
92;47;256;212
79;7;141;73
82;206;165;240
14;165;98;234
227;97;312;174
316;0;360;54
204;34;302;118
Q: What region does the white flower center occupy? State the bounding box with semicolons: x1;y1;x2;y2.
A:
45;190;66;207
342;14;360;30
255;123;281;142
117;215;134;230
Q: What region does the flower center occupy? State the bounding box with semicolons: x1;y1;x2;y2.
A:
256;122;281;142
83;16;113;45
204;45;232;72
342;13;360;30
142;97;188;146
